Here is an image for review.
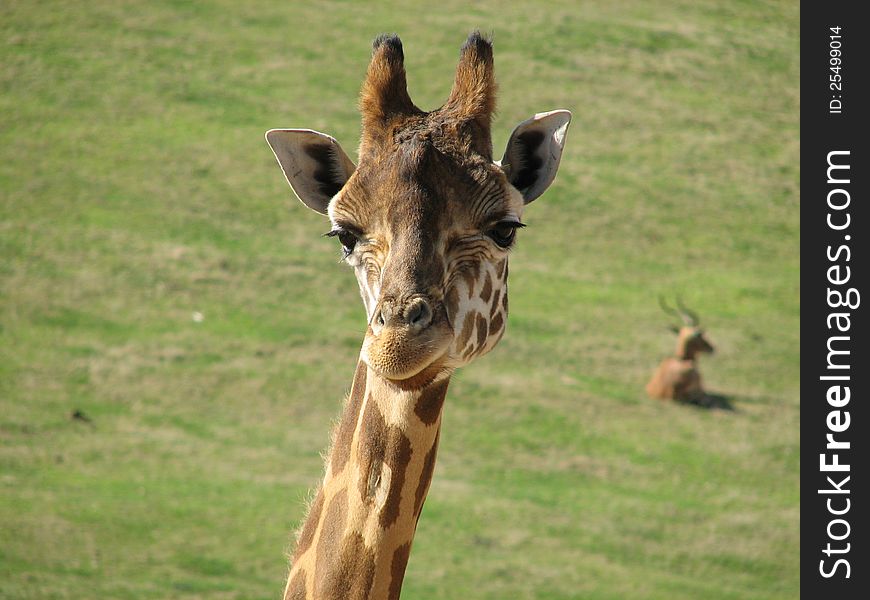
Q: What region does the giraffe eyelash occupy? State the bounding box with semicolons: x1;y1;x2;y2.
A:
324;228;361;259
486;221;525;249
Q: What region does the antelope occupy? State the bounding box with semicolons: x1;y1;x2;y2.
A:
645;298;714;402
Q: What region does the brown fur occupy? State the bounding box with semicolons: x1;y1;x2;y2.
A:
388;543;413;600
480;270;493;302
413;430;440;516
286;570;306;600
413;378;449;425
330;361;367;474
293;490;324;559
378;429;413;530
314;489;350;594
357;396;388;503
489;311;504;337
318;531;376;600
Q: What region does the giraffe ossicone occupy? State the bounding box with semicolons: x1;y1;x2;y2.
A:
267;32;570;600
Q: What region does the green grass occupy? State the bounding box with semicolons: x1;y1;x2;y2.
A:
1;1;798;598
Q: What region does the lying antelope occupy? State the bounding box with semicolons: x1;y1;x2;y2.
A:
645;298;715;402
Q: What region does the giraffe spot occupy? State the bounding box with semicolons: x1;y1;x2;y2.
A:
475;313;488;350
502;292;508;313
331;361;367;474
314;488;349;595
284;569;306;600
387;363;440;391
358;399;414;529
414;429;440;517
358;397;388;502
293;488;325;559
479;270;492;303
389;542;413;600
457;310;476;351
380;429;412;529
490;312;504;338
445;285;460;322
462;262;479;296
496;258;507;280
490;289;501;319
317;531;376;600
414;378;449;425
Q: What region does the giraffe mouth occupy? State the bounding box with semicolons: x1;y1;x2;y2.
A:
361;319;453;381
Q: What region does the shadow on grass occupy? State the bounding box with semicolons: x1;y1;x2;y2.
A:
683;391;736;411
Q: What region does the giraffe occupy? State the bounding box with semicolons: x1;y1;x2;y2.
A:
266;32;571;600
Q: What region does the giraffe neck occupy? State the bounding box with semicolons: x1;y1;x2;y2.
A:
284;359;452;600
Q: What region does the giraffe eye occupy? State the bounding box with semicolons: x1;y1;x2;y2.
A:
487;221;525;249
325;228;360;257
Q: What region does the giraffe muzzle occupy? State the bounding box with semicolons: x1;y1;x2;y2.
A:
371;296;433;335
363;296;452;381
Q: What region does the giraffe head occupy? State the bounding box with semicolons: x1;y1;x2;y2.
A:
267;33;570;383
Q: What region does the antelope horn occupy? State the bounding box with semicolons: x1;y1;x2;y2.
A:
676;296;700;327
658;295;678;317
659;295;690;327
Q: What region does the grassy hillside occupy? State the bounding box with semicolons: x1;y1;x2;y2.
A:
1;1;799;598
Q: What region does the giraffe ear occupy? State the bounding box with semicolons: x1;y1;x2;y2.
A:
498;110;571;204
265;129;356;214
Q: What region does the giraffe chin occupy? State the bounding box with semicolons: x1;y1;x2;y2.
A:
361;325;452;384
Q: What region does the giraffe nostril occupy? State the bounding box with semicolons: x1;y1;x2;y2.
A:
370;306;387;335
406;298;432;330
372;297;433;333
